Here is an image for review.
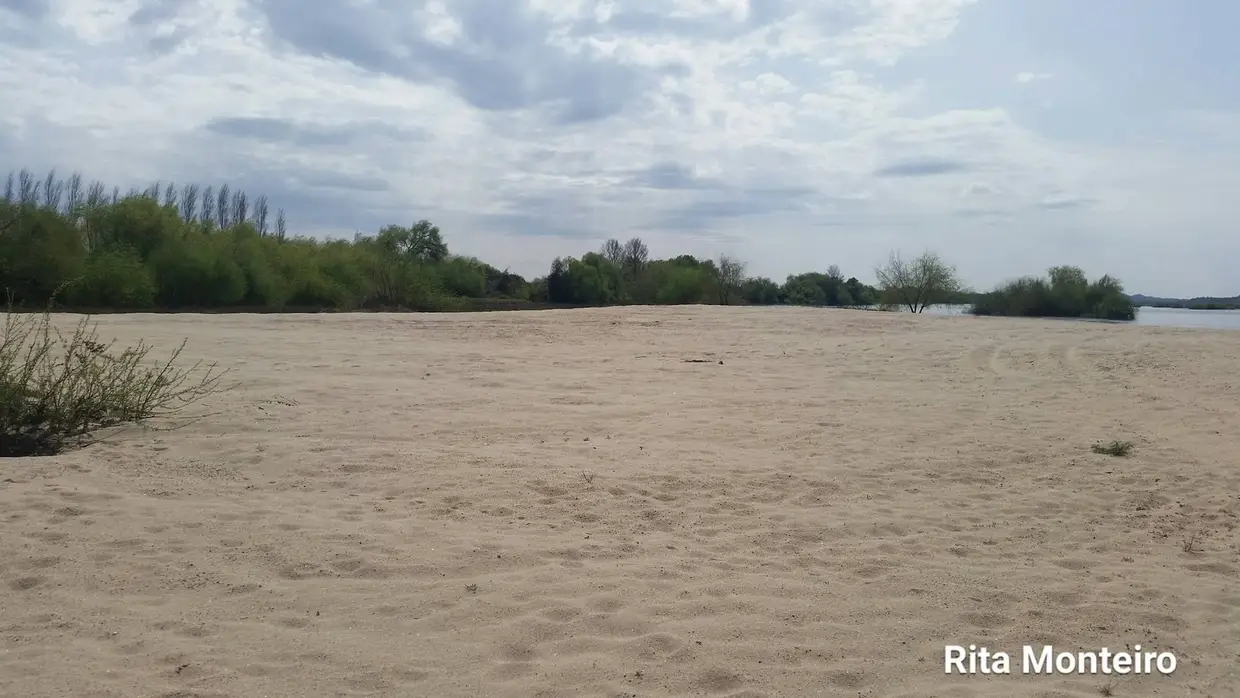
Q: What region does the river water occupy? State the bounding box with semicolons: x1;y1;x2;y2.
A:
912;304;1240;331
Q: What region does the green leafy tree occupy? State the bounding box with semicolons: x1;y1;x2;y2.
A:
844;277;876;306
741;277;782;304
0;205;87;304
436;256;488;297
782;274;827;306
87;196;182;257
69;247;157;308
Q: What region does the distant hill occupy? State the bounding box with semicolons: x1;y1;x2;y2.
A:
1128;293;1240;310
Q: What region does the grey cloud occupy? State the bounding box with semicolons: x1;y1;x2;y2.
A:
1038;195;1095;210
202;117;422;148
128;0;191;26
954;208;1012;221
295;172;390;192
511;149;616;183
581;1;862;42
624;162;720;190
475;212;594;239
124;0;199;53
256;0;686;125
746;0;798;27
147;27;192;53
665;93;695;117
0;0;47;19
205;116;299;141
474;192;615;240
961;182;997;197
583;9;766;40
874;158;969;177
658;186;819;229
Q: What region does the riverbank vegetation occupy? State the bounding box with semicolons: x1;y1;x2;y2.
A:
1128;293;1240;310
0;169;887;313
970;266;1136;321
1;168;1151;322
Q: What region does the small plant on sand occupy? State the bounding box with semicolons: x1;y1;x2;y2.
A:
1092;440;1134;457
0;299;229;457
1099;677;1117;696
1182;532;1202;554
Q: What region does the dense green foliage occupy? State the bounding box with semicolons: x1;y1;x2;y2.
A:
537;252;879;308
0;169;881;312
0;169;519;311
970;266;1137;321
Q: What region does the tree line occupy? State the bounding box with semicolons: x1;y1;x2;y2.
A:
0;167;1135;319
0;168;890;312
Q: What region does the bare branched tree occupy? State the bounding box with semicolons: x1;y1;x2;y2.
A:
18;169;36;204
274;208;287;241
874;250;962;313
144;181;161;200
216;183;230;228
621;237;649;277
200;185;215;226
231;189;248;225
253;195;269;235
42;170;63;211
179;183;199;223
716;254;747;305
111;186;120;204
600;238;624;265
163;181;178;209
64;172;84;216
2;172;13;202
85;181;106;207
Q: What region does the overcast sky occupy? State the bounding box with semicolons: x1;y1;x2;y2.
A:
2;0;1237;296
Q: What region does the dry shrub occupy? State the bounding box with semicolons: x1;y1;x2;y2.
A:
0;302;228;456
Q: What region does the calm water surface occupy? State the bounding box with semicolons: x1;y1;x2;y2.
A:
913;304;1240;331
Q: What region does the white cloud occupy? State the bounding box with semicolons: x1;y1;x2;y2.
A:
0;0;1237;294
1015;71;1052;83
961;182;997;197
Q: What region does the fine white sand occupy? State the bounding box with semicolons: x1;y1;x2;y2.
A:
1;306;1237;697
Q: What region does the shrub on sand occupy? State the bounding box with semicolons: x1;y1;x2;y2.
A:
1091;440;1134;457
0;302;228;457
971;266;1136;321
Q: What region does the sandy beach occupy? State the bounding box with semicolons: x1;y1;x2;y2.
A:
1;306;1237;697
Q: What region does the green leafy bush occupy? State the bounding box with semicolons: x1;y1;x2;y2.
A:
70;247;157;308
972;266;1135;320
0;304;228;457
